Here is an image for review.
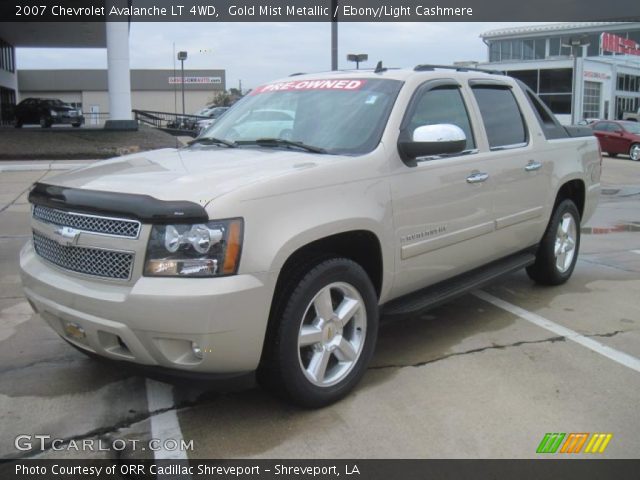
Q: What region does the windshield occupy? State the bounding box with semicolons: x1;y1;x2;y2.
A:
43;99;64;106
199;78;403;155
623;122;640;134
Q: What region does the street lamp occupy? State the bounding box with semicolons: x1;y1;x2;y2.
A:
347;53;368;70
177;51;188;115
562;37;590;124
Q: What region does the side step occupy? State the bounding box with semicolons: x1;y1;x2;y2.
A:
382;250;536;317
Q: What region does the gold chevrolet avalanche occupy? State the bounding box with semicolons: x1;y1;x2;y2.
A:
20;66;601;407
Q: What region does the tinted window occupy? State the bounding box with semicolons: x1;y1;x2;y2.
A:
592;122;609;132
406;86;475;150
472;86;527;149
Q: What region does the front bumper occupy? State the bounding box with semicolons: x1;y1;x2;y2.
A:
52;115;84;125
19;241;273;374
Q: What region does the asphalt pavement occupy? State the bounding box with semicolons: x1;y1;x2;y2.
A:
0;155;638;460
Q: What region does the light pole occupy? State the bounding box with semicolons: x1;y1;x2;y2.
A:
177;51;188;115
331;0;338;70
562;37;590;124
347;53;368;70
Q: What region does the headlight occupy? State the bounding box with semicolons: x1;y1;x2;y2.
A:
144;218;243;277
50;110;58;117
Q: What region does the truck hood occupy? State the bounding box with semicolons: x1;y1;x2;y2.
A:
45;147;337;204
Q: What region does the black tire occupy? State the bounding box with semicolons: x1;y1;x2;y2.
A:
14;121;22;128
630;143;640;162
72;123;81;128
526;199;581;286
258;257;379;408
607;152;617;158
40;116;51;128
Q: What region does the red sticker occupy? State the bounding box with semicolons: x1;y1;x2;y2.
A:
251;79;366;95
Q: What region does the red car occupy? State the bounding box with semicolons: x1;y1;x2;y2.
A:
591;120;640;161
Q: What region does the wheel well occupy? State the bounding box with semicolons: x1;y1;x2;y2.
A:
555;180;585;219
276;230;383;298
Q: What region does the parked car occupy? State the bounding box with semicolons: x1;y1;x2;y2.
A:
591;120;640;161
20;67;600;407
14;98;84;128
622;107;640;122
196;106;230;134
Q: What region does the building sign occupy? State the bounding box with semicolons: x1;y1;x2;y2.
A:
600;32;640;57
168;76;222;84
583;71;610;80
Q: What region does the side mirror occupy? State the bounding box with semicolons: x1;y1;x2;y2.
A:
398;124;467;162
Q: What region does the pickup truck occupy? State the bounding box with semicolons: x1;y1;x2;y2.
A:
20;66;601;407
622;107;640;122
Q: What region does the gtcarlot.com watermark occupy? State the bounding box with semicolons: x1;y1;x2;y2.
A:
15;434;194;453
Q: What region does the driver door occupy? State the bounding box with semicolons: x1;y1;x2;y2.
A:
389;81;497;298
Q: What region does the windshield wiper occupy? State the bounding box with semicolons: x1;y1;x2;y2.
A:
238;138;327;154
188;137;237;148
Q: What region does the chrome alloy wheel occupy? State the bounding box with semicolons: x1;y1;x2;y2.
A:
630;144;640;161
555;212;577;273
297;282;367;387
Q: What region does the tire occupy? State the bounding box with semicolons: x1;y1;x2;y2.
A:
526;199;580;286
607;152;617;158
14;121;22;128
40;116;51;128
630;143;640;162
72;123;81;128
258;257;379;408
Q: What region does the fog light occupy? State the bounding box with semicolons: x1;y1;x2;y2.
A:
191;342;203;359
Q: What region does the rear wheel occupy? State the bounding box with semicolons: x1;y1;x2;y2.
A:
526;199;580;286
259;257;378;408
607;152;617;158
630;144;640;161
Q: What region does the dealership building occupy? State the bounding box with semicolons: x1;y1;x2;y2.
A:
479;22;640;124
17;69;226;124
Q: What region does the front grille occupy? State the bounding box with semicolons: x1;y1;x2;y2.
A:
33;231;134;280
33;205;140;238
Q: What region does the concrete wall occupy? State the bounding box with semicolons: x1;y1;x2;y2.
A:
20;89;221;123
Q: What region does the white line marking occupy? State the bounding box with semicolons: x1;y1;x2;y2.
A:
631;250;640;255
473;290;640;373
146;379;192;479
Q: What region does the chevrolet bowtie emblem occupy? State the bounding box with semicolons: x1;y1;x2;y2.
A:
53;226;81;246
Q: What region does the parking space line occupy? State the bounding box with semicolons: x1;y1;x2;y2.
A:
473;290;640;373
145;379;192;478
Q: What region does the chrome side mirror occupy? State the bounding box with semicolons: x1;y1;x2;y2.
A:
398;124;467;162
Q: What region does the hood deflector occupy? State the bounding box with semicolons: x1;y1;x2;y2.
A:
28;183;208;224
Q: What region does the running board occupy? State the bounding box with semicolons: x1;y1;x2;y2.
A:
382;251;536;317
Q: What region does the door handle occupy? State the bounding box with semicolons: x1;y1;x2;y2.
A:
525;161;542;172
466;172;489;184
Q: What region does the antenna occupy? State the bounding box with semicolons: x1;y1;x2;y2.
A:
374;61;386;74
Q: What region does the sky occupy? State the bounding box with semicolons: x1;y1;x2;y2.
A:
16;22;547;91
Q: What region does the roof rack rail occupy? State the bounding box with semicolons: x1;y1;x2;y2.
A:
414;64;504;75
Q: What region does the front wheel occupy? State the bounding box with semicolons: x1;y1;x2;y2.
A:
630;143;640;161
526;199;580;285
259;258;378;408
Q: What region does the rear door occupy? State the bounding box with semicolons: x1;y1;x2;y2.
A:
469;81;549;249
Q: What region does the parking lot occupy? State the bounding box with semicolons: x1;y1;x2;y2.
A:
1;156;639;460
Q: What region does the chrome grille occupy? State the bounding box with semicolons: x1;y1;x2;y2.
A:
33;231;134;280
33;205;140;238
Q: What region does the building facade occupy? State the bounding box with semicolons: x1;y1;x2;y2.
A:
18;69;226;125
0;37;17;125
480;22;640;124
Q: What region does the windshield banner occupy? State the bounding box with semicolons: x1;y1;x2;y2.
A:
251;79;366;95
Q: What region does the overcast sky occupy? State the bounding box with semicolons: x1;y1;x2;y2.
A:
16;22;546;90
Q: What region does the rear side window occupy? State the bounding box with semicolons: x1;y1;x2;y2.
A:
472;86;527;149
405;86;475;150
593;122;609;132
